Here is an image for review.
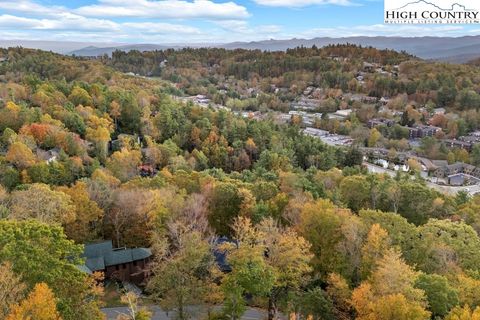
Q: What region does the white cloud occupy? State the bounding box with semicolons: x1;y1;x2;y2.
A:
0;14;119;32
252;0;354;7
0;15;42;29
0;1;64;17
0;0;249;20
75;0;249;20
123;22;201;34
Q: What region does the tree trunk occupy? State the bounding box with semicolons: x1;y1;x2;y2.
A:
178;297;185;320
268;296;278;320
115;227;121;248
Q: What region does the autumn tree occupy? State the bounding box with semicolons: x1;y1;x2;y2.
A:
147;231;220;320
456;195;480;234
208;182;255;236
297;199;362;280
339;175;370;212
86;126;110;163
68;86;93;106
0;262;26;319
360;224;390;280
352;289;430;320
105;187;169;247
7;283;62;320
326;273;352;319
368;128;381;147
106;148;142;182
419;219;480;272
9;183;75;225
454;274;480;309
222;238;275;320
85;168;121;210
446;305;480;320
57;181;104;243
109;100;121;131
254;218;313;320
351;249;429;320
6;141;36;169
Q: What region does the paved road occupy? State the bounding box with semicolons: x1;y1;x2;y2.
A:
364;162;480;196
102;306;281;320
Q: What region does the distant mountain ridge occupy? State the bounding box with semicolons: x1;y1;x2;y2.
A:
69;36;480;63
2;36;480;63
70;44;174;57
0;40;125;54
217;36;480;63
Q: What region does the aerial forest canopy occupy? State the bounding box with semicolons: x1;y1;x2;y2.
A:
0;46;480;320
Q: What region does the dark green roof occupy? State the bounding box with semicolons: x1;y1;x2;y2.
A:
81;241;152;272
132;248;152;261
86;256;105;271
84;241;113;258
105;250;134;266
76;264;93;274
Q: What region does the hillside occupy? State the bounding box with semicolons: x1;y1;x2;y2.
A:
1;47;480;320
64;35;480;63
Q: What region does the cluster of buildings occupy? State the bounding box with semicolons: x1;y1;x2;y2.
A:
367;117;441;139
280;111;322;126
367;118;395;128
362;62;399;77
432;161;480;186
292;97;321;111
193;94;211;105
443;131;480;152
280;108;354;127
364;146;480;187
347;93;379;104
406;125;442;139
328;109;353;120
303;127;353;146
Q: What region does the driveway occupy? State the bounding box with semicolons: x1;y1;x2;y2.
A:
102;306;276;320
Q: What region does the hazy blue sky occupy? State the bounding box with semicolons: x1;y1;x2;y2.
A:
0;0;478;43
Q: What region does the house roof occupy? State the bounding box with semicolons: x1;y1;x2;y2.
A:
82;241;152;272
447;162;467;171
86;256;105;271
432;160;448;168
132;248;152;261
76;264;93;275
84;241;113;258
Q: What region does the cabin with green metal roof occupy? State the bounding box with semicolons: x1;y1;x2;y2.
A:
82;240;152;285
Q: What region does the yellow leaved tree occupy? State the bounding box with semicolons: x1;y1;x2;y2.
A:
7;283;62;320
